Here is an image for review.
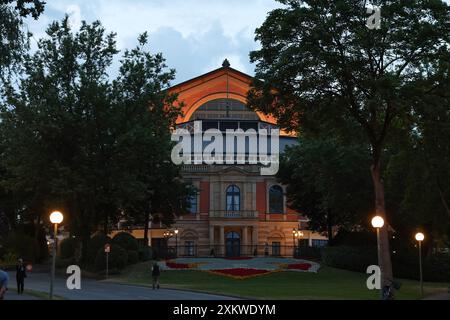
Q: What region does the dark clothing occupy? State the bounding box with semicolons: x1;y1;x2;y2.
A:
16;265;26;280
152;264;161;289
152;265;160;277
16;264;26;294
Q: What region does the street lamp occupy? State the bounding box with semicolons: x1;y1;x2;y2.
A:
371;215;384;299
49;211;63;300
292;229;297;257
174;228;179;257
415;232;425;297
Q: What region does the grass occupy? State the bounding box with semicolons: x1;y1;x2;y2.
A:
24;289;66;300
110;261;449;300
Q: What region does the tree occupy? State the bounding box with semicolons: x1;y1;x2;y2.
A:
249;0;450;290
0;0;45;81
111;33;194;246
1;18;192;262
279;136;373;244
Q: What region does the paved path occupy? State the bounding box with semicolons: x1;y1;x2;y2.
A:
4;271;238;300
3;290;40;300
423;293;450;300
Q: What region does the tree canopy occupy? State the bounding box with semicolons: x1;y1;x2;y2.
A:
249;0;450;288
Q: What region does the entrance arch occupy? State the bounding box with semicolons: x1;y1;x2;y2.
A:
225;231;240;257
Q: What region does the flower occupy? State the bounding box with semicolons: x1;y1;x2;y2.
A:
286;263;312;270
207;268;277;279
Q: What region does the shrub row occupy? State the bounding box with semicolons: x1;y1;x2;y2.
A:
321;246;450;282
56;231;152;273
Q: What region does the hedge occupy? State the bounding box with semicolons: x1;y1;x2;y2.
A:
59;237;78;259
321;246;377;273
112;232;138;251
321;246;450;282
94;244;128;272
3;232;39;262
127;250;139;265
87;233;111;264
138;246;153;261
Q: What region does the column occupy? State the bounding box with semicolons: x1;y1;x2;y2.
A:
242;226;248;256
252;226;259;256
209;225;214;255
219;226;225;257
308;232;312;247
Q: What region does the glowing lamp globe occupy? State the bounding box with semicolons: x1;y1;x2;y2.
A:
415;232;424;242
371;216;384;229
50;211;63;224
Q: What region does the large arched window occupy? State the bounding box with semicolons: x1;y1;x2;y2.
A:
268;185;284;213
226;185;240;211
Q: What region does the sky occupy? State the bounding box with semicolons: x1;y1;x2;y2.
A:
23;0;450;85
23;0;283;84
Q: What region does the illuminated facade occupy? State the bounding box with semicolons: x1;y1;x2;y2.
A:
116;60;328;257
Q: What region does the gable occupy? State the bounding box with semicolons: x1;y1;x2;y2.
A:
169;66;277;124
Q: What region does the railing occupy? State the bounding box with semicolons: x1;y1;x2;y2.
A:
182;164;209;173
209;210;258;219
152;244;324;260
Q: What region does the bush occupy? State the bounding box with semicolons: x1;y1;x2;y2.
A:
321;245;450;282
127;250;139;265
87;233;111;264
112;232;138;251
59;237;78;259
138;246;153;262
393;249;450;282
321;246;377;273
56;256;76;269
3;231;39;262
94;244;128;272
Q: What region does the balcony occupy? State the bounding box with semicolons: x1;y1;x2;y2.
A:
209;210;258;219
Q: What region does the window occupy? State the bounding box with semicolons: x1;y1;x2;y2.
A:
185;241;195;256
312;239;328;248
268;185;284;213
226;185;240;211
188;194;198;214
272;242;281;256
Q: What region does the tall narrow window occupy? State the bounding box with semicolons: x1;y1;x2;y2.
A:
226;185;240;211
268;185;284;213
188;194;197;214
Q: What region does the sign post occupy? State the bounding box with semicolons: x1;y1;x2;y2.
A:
104;244;111;279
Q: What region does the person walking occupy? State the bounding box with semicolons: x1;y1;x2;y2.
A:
0;269;9;300
16;258;27;294
152;262;161;290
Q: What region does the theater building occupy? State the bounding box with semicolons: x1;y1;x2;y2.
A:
114;60;328;257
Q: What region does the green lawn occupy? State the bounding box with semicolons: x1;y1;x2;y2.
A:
110;262;449;300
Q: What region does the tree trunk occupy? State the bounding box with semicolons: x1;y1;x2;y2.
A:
326;212;334;246
437;182;450;219
371;161;394;290
143;211;150;247
103;211;109;235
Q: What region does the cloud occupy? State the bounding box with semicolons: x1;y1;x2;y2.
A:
66;4;81;30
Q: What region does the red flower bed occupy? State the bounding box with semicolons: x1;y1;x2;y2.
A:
286;263;312;270
208;268;274;279
224;257;253;260
166;261;190;269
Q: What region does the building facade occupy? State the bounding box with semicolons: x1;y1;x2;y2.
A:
114;61;328;257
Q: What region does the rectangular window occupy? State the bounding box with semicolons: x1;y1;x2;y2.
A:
272;242;281;256
185;241;195;256
188;194;197;214
312;239;328;248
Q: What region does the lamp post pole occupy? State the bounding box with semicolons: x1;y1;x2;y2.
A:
415;232;425;298
371;216;384;300
175;229;179;258
49;211;63;300
292;229;297;257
